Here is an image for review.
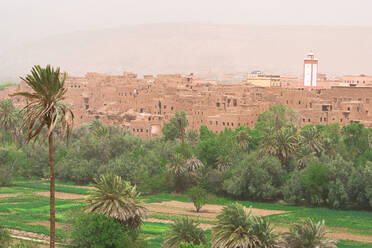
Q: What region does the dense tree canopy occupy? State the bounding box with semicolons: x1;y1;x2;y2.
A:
2;99;372;211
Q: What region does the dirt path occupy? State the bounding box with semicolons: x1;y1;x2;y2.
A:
33;191;86;200
275;226;372;243
145;201;372;243
9;229;65;247
41;182;95;190
145;200;287;220
0;193;22;198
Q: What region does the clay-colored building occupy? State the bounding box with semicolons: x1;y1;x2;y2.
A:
246;71;281;87
1;72;372;139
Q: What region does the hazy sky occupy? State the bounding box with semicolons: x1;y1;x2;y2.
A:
1;0;372;51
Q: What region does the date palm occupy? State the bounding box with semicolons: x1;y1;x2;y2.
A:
163;217;207;248
11;65;74;248
176;111;188;158
185;156;204;172
282;218;336;248
212;203;278;248
236;129;250;151
86;174;146;229
300;126;324;155
217;155;233;172
259;126;301;164
0;99;18;133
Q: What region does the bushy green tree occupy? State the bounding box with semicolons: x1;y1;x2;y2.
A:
224;154;284;201
187;186;212;212
69;213;136;248
327;157;353;208
255;105;299;132
301;162;329;205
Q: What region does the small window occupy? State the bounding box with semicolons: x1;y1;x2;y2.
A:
222;122;225;126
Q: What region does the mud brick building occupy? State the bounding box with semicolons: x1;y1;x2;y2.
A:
1;72;372;138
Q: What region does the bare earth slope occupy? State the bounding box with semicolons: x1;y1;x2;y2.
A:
1;23;371;81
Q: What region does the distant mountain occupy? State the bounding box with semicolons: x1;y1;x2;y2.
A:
1;23;371;81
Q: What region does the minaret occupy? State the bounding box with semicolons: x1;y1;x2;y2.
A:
303;52;318;87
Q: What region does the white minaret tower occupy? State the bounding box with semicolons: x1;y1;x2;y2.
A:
303;52;318;87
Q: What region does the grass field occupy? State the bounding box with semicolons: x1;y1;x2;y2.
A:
1;179;372;247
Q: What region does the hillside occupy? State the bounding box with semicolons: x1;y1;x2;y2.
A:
1;23;372;81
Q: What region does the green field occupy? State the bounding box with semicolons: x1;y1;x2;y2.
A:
1;179;372;247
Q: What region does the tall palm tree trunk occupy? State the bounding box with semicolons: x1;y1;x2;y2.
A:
49;134;55;248
181;131;186;158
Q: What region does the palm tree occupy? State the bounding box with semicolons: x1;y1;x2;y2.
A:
259;126;301;164
282;218;337;248
212;203;278;248
300;126;324;155
0;99;18;133
86;174;146;229
167;153;187;176
11;65;74;248
163;217;207;248
166;153;187;192
217;155;232;172
236;129;250;151
175;111;188;158
185;156;204;172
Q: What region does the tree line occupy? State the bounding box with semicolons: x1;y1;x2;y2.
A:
1;101;372;210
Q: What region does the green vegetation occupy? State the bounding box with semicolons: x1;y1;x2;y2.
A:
69;213;138;248
186;186;211;212
2;95;372;247
0;225;11;247
11;65;74;248
282;218;337;248
85;174;146;229
212;203;278;248
163;217;207;248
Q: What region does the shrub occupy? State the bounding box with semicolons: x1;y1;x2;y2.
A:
187;186;213;212
223;154;284;201
301;162;329;206
0;226;11;248
282;170;305;204
69;213;135;248
327;157;353;209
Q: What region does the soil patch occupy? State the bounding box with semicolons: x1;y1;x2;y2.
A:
274;227;372;243
33;191;85;200
145;201;287;220
0;193;21;198
27;221;70;230
41;182;95;190
145;218;214;230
